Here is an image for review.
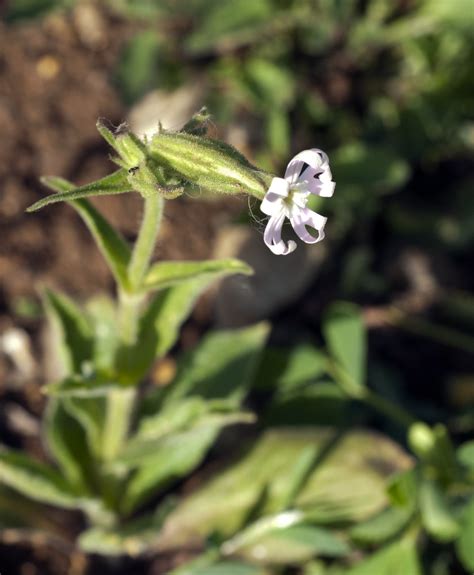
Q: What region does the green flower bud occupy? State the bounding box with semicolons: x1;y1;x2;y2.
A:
149;132;273;200
409;422;436;460
127;159;184;199
97;120;147;169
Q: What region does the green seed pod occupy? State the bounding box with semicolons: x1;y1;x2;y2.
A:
149;132;273;200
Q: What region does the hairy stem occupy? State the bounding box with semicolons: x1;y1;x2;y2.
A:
128;194;163;292
118;194;163;347
101;387;136;462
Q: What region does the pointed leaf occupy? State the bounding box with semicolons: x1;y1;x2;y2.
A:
350;506;414;546
37;177;132;288
118;265;252;383
27;170;132;212
323;302;366;393
159;429;412;548
43;289;93;375
456;496;474;571
0;450;80;509
63;396;106;459
343;538;422;575
121;410;255;466
86;295;121;373
457;440;474;471
164;323;269;406
0;484;68;533
137;397;254;451
255;344;327;393
419;479;460;542
44;398;93;493
122;426;218;514
46;376;120;397
234;523;350;565
171;558;266;575
143;259;252;291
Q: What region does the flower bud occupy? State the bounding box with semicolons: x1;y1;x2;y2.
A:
149;132;273;199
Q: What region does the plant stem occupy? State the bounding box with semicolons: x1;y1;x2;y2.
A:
364;389;416;428
118;290;144;347
326;358;415;428
101;387;136;462
128;193;163;292
118;194;163;347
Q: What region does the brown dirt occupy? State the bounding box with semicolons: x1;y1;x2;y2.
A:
0;6;243;321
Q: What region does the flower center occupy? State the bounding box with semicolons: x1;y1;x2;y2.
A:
283;182;309;210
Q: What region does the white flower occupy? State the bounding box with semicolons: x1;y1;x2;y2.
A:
260;148;335;255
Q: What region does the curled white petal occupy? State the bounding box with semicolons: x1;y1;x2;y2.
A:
304;175;335;198
263;211;296;255
290;206;327;244
284;148;327;182
260;177;289;216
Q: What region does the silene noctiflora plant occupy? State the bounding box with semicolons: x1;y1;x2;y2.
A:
0;109;336;560
2;109;472;574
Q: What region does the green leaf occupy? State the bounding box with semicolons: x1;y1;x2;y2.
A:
387;469;418;508
273;524;349;558
0;484;65;532
256;344;327;393
44;398;93;493
137;396;254;442
323;302;366;394
227;522;350;565
27;170;132;212
115;30;161;104
457;440;474;471
38;177;132;289
277;447;320;511
350;506;414;546
118;264;254;383
121;410;255;466
86;295;120;373
456;496;474;571
171;559;266;575
143;258;253;292
43;289;93;375
78;500;173;555
343;538;422;575
62;396;106;459
45;375;120;398
332;143;410;196
185;0;273;54
159;428;412;548
419;479;460;542
122;426;218;514
0;450;80;509
264;383;349;427
164;323;269;406
297;431;411;524
244;58;294;109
